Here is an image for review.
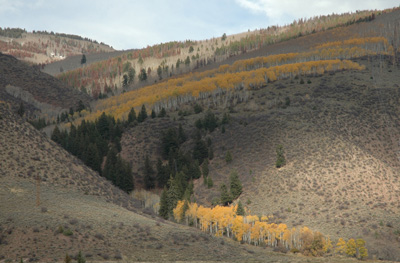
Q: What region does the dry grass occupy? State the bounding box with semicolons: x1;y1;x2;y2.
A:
1;103;350;263
119;55;400;261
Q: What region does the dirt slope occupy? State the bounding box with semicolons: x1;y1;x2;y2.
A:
0;103;346;263
119;55;400;260
0;52;91;117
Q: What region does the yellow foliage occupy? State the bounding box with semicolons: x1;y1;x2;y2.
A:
336;237;347;254
346;238;357;257
173;200;185;222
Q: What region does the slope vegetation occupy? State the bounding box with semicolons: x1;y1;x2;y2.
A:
56;8;395;97
0;52;91;118
0;29;113;64
1;103;309;263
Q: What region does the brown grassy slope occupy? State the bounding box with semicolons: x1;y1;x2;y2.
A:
196;8;400;73
194;57;400;260
0;103;338;263
120;56;400;260
42;50;131;76
0;31;114;65
0;52;91;117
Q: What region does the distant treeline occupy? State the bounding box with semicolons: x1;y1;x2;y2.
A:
32;30;108;46
0;27;27;38
0;27;107;46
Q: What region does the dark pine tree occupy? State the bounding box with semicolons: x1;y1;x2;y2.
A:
159;187;169;219
128;107;136;123
230;170;242;199
220;183;232;206
84;143;101;174
137;104;148;123
236;200;245;216
144;155;155;190
156;158;170;188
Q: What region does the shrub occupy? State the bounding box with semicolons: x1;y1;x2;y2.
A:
63;229;73;236
275;145;286;168
225;151;233;164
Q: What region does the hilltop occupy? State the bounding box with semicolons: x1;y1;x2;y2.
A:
0;52;91;119
54;8;387;97
0;28;114;65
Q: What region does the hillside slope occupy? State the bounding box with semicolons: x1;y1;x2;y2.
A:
117;54;400;260
0;52;91;118
0;29;114;65
0;103;283;263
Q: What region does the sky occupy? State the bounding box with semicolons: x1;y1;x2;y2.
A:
0;0;398;50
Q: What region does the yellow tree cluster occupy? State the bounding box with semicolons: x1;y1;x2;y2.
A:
314;37;389;50
77;58;365;124
173;200;332;256
336;238;368;260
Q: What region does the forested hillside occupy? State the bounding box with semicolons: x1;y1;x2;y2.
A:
55;8;397;97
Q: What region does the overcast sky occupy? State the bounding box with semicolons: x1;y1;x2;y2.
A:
0;0;398;50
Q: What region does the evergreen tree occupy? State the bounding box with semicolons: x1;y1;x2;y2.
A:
144;155;155;189
167;177;182;216
138;68;147;81
103;146;118;183
156;159;169;188
236;200;245;216
225;150;233;163
77;100;85;112
275;144;286;168
84;143;101;174
123;74;128;86
158;107;166;117
193;134;208;164
220;184;232;206
128;67;135;83
80;54;86;65
161;128;179;159
207;176;213;188
157;65;162;80
115;156;134;193
178;124;186;144
51;126;63;145
137;104;148;123
230;170;242;199
151;109;156;118
201;159;209;177
77;251;86;263
203;110;218;132
185;56;190;66
96;112;111;140
17;101;24;117
159;187;169;219
208;146;214;160
128;107;136;123
189;160;201;179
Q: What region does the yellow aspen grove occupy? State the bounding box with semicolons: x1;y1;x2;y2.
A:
174;201;355;257
173;200;185;222
71;35;395;125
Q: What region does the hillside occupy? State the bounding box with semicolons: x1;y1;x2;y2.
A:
0;28;114;65
115;53;400;260
55;8;391;97
3;5;400;262
0;52;91;118
3;101;372;262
